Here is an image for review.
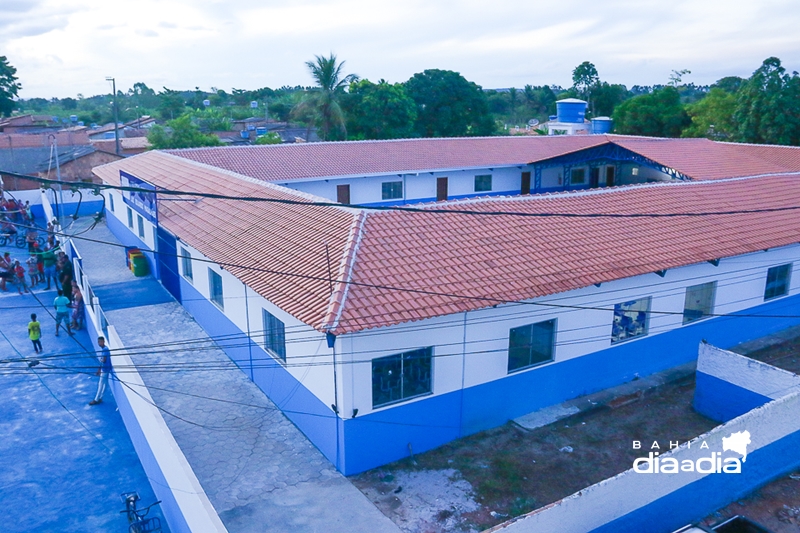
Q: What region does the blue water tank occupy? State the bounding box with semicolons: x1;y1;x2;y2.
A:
240;130;249;139
556;98;587;124
255;127;267;135
591;117;613;134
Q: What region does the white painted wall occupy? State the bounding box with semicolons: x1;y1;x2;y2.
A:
491;387;800;533
338;244;800;417
697;343;800;399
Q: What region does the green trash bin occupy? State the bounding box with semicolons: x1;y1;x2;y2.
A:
131;255;149;277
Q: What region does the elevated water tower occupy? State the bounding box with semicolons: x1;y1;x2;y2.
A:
547;98;590;135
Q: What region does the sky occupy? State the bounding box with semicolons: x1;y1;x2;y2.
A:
3;0;800;98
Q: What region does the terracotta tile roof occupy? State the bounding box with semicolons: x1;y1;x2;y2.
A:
93;151;358;329
608;136;800;180
167;136;609;182
94;139;800;335
168;135;800;184
332;175;800;334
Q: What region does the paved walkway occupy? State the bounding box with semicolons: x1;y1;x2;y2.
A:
73;220;400;533
0;288;164;532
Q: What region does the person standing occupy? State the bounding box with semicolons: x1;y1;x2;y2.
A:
53;289;71;336
28;313;42;354
42;245;57;290
89;336;112;406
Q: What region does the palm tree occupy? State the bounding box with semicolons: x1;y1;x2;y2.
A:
296;53;358;141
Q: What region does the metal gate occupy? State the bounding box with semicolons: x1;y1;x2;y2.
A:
156;226;181;302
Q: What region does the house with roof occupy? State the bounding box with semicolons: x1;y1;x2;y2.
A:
92;135;800;474
0;144;121;190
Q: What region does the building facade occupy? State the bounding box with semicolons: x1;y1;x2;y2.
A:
94;135;800;474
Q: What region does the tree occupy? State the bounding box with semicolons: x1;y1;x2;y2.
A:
157;88;185;120
0;56;21;117
404;69;494;137
734;57;800;145
254;132;282;145
682;88;737;139
294;53;358;141
572;61;599;101
344;79;416;140
712;76;744;94
147;115;221;149
612;86;690;137
591;82;629;117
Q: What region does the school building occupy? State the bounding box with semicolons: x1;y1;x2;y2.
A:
92;134;800;475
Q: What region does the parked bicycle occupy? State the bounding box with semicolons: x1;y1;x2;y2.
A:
120;492;163;533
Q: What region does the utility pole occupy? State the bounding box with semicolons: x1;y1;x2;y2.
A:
106;77;120;155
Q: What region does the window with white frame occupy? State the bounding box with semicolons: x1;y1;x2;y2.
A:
683;282;716;324
508;319;556;373
372;347;432;408
208;269;224;309
382;181;403;200
137;214;145;239
180;247;193;282
262;310;286;361
474;174;492;192
127;206;133;228
611;297;651;343
109;193;115;212
764;264;792;301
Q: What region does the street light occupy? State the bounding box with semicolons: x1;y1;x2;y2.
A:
105;77;120;155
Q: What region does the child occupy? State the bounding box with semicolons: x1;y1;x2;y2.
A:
13;260;28;295
28;313;42;354
26;253;38;289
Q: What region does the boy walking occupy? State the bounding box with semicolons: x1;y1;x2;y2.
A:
28;313;42;354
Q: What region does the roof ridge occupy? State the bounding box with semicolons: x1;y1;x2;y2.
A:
321;209;368;332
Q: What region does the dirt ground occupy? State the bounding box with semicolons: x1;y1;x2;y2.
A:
352;373;718;532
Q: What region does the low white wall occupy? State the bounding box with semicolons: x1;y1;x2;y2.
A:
491;388;800;533
697;343;800;399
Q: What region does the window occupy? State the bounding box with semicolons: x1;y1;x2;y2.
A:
508;319;556;373
180;247;193;281
683;282;716;324
474;174;492;192
262;310;286;361
381;181;403;200
209;269;224;309
570;168;586;185
372;347;432;408
109;193;115;212
127;206;133;229
137;214;145;239
611;297;651;343
765;264;792;301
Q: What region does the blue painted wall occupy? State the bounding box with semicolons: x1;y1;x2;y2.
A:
31;199;105;221
177;276;341;467
338;292;800;474
591;428;800;533
693;372;772;423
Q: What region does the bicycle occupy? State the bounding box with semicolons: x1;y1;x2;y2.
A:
15;234;46;250
120;492;163;533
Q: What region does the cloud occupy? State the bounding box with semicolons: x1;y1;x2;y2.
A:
158;22;177;29
135;29;159;37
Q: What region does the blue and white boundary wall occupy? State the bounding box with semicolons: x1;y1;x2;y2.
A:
695;342;800;421
102;182;800;474
6;186;104;220
72;239;227;533
488;343;800;533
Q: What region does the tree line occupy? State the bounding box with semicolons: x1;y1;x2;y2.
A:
2;54;799;147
